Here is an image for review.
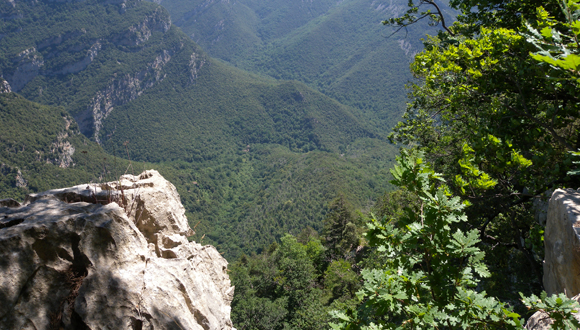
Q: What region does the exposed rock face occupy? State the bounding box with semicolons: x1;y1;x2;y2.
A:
112;7;171;47
0;170;235;330
30;114;79;168
0;79;12;93
189;51;206;83
7;39;101;92
532;189;554;227
543;188;580;298
57;41;102;75
76;49;174;142
525;188;580;329
10;48;44;92
15;169;27;188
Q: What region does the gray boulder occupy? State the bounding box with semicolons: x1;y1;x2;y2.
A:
525;188;580;329
543;188;580;298
0;170;235;330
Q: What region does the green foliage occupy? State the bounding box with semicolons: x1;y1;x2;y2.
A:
230;234;349;330
521;292;580;329
569;150;580;175
330;150;580;329
386;0;580;305
324;260;360;303
229;197;368;329
322;195;363;260
525;0;580;82
158;140;397;260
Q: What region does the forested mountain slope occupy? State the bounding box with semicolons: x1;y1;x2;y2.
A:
157;0;449;128
0;91;136;201
1;0;377;157
0;0;399;259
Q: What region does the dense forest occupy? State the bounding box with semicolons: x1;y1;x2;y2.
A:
0;0;405;260
227;0;580;328
3;0;580;328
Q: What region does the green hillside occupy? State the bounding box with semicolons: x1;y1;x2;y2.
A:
0;89;397;259
0;92;136;201
0;0;399;259
158;0;442;128
1;0;380;158
160;139;397;257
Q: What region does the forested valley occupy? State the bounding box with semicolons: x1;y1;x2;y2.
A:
2;0;580;328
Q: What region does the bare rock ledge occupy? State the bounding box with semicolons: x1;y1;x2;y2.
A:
0;170;235;330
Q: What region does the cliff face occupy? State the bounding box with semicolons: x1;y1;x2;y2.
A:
0;170;234;330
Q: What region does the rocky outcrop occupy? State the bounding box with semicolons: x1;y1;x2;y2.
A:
58;41;102;75
189;51;206;83
14;169;27;188
112;7;171;47
0;78;12;93
543;188;580;298
77;49;173;142
47;133;75;168
30;114;79;168
532;190;554;227
525;188;580;329
525;293;580;330
0;170;234;330
7;38;101;92
9;48;44;92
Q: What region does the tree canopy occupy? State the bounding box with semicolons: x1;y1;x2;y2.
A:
330;0;580;328
386;0;580;288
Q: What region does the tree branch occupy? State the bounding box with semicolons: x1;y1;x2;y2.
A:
424;0;455;36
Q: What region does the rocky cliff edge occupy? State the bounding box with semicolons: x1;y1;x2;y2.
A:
0;170;235;330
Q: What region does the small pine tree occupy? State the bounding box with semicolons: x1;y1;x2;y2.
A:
322;196;360;260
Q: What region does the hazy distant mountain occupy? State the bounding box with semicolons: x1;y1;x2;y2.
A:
158;0;441;128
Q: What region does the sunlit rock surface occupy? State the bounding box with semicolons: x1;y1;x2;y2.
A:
0;170;234;330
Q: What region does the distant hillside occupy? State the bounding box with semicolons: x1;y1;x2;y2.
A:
0;0;399;259
160;139;397;257
157;0;445;128
1;0;381;158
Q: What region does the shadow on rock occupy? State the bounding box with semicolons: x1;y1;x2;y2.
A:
0;171;234;330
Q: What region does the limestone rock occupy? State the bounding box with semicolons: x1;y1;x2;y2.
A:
15;169;27;188
0;170;234;330
76;49;174;142
9;48;44;92
0;79;11;93
543;188;580;298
